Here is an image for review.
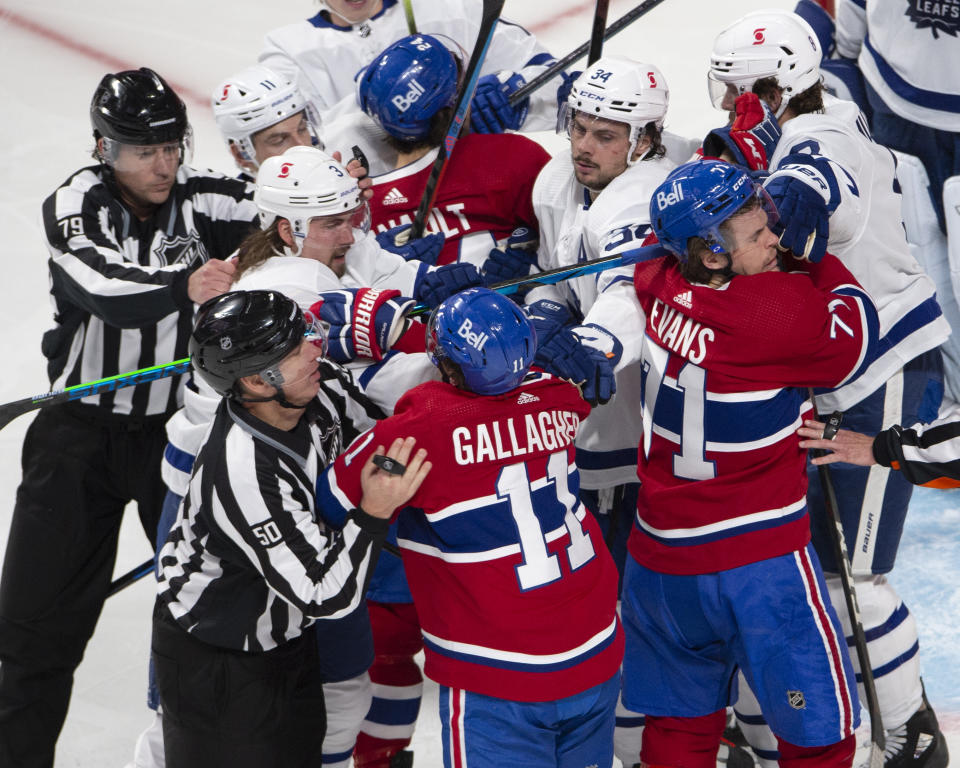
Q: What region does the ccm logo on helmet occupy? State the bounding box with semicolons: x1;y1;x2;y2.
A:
753;27;766;44
655;180;684;210
391;79;426;113
278;162;294;178
457;318;489;352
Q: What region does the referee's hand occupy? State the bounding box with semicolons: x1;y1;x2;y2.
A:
360;436;431;519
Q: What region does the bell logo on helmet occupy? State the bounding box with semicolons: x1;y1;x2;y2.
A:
753;27;766;44
457;318;489;352
277;162;294;178
648;72;658;88
391;79;426;113
655;180;684;210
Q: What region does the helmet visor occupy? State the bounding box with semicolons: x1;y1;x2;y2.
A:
100;126;194;172
707;183;780;254
258;315;329;390
707;72;750;112
425;309;445;367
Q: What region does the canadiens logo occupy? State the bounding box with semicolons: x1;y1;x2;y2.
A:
153;233;208;267
906;0;960;38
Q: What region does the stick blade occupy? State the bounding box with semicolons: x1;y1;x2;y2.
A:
0;396;46;432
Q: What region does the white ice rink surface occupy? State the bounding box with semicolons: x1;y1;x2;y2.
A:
0;0;957;765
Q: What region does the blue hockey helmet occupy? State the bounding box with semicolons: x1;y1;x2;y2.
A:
650;160;772;261
426;288;536;396
356;34;459;142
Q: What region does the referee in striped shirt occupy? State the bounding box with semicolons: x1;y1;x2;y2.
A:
154;290;430;767
0;68;256;767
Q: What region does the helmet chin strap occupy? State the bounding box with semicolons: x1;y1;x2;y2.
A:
320;1;377;26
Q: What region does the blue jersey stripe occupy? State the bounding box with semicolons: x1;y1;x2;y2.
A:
864;35;960;113
163;441;195;474
635;503;808;547
421;621;618;673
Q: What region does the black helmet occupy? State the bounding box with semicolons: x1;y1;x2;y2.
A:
90;67;188;145
190;290;306;398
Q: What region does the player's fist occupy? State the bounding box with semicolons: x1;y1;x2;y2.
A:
309;288;414;362
471;71;529;134
702;93;782;171
376;224;445;265
414;263;483;307
482;227;539;285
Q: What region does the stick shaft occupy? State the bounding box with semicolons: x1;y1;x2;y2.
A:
409;0;506;238
509;0;668;105
588;0;611;65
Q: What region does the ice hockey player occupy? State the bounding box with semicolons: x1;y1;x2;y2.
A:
154;288;430;767
610;159;878;768
0;67;256;768
259;0;574;134
212;63;381;211
316;286;625;768
706;10;951;766
357;33;550;271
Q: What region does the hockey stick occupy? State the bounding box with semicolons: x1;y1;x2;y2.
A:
407;243;659;317
808;400;885;767
509;0;669;107
409;0;506;239
588;0;611;66
0;358;191;432
108;558;155;597
402;0;417;34
108;539;406;599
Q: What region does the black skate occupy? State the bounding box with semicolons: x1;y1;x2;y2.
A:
883;704;949;768
389;750;414;768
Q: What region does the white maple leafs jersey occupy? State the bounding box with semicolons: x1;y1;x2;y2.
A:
768;94;950;411
161;233;437;497
259;0;561;131
529;152;676;488
836;0;960;131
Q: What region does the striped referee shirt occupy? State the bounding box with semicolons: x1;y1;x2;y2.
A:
40;164;258;418
157;396;389;651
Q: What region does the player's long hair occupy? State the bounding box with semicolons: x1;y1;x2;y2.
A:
234;221;286;280
753;77;824;116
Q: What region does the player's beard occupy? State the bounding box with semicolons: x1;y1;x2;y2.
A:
572;155;620;193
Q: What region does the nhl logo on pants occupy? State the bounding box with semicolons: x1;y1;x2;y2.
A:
787;690;806;710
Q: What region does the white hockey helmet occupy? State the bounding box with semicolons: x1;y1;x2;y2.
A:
212;65;321;168
255;146;370;247
561;55;669;165
708;10;822;116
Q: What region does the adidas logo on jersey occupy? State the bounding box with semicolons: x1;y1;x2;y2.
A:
516;392;540;404
382;187;408;205
673;289;693;309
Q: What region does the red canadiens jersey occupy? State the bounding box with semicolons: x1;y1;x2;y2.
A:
368;133;549;267
627;252;877;575
317;372;624;701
